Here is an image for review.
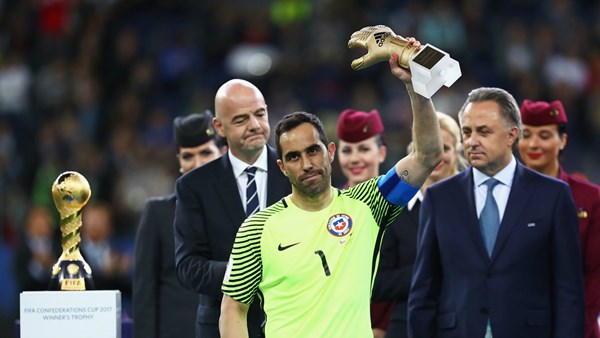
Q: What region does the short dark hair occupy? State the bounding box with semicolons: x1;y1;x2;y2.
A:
275;111;329;158
458;87;523;150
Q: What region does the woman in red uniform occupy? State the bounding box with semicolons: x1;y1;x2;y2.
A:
518;99;600;338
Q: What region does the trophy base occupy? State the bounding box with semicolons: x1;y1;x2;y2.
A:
409;44;461;98
48;260;95;291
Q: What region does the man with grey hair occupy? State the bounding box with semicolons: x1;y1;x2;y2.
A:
408;87;584;338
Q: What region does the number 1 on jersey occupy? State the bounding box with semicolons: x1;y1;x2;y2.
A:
314;250;331;277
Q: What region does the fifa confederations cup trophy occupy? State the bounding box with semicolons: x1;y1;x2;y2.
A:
48;171;94;291
348;25;461;98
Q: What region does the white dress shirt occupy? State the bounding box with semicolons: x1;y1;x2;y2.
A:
229;146;269;213
472;156;517;227
407;189;424;212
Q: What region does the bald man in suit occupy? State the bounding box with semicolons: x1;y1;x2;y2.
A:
174;80;290;338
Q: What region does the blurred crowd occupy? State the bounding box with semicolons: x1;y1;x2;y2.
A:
1;0;600;335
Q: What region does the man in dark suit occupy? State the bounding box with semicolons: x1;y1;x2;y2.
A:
134;111;226;338
174;79;291;338
408;87;584;338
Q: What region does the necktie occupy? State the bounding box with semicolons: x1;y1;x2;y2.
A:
245;167;259;217
480;178;500;256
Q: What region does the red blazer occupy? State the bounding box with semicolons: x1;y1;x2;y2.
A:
560;167;600;338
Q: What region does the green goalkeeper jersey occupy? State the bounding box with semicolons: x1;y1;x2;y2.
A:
222;176;408;337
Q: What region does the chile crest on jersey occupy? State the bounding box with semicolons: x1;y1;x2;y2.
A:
327;213;353;237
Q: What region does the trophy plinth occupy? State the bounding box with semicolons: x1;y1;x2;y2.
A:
408;44;461;99
348;25;461;98
48;171;94;291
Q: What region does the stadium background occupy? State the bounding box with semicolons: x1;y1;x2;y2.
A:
1;0;599;335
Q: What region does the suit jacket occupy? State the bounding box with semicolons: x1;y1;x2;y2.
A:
174;147;291;338
559;168;600;338
133;194;197;338
408;163;584;338
372;201;420;338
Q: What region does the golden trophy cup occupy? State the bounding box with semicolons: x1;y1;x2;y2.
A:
48;171;94;291
348;25;461;98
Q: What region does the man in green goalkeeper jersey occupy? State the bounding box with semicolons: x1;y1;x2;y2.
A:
220;40;443;338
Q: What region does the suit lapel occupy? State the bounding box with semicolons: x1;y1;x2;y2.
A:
489;163;530;262
457;169;491;260
266;147;289;205
213;154;246;229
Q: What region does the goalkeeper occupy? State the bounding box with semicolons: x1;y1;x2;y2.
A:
219;26;444;338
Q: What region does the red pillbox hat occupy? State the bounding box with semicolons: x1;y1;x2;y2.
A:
336;109;384;143
520;99;567;125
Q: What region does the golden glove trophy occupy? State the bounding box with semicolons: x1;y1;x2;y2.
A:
348;25;461;98
48;171;95;291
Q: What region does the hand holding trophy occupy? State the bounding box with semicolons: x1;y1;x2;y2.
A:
348;25;461;98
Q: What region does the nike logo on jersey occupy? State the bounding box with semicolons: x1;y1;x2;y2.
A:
278;242;300;251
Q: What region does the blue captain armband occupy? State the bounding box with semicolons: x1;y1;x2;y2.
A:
377;167;419;206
